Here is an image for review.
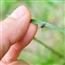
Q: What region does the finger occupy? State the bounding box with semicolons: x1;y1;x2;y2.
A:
0;5;31;59
2;24;37;63
3;5;31;44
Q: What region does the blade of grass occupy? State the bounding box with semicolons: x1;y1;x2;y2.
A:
32;19;65;33
33;37;64;59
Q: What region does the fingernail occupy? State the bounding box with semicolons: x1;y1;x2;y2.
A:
8;5;27;20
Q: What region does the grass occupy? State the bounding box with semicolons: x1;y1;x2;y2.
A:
0;0;65;65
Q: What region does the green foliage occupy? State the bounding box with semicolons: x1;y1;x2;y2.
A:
0;0;65;65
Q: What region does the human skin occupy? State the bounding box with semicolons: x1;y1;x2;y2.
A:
0;5;37;65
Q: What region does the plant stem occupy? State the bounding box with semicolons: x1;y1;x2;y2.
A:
32;19;65;33
33;37;64;59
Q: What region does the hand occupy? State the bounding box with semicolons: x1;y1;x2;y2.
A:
0;5;37;65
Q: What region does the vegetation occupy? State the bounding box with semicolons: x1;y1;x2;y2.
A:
0;0;65;65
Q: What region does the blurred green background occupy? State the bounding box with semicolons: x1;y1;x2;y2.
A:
0;0;65;65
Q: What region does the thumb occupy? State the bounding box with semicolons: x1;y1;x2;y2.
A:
0;5;31;59
4;5;31;44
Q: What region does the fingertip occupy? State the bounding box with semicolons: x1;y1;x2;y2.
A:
20;23;38;47
31;23;38;35
8;5;31;20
